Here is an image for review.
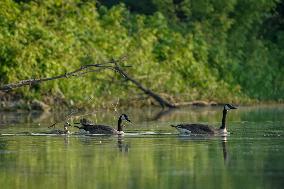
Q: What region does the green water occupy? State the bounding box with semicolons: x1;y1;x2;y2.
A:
0;105;283;189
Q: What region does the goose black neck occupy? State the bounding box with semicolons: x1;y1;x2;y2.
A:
117;116;123;131
220;109;227;129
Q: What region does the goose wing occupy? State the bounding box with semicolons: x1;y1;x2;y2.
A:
172;123;215;134
79;124;116;134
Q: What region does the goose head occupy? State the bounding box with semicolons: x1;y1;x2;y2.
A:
120;114;131;123
117;114;131;134
64;122;71;134
224;104;237;111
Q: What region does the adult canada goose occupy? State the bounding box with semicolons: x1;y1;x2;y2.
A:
171;104;237;135
74;114;131;135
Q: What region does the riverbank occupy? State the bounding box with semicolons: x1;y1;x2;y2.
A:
0;93;282;112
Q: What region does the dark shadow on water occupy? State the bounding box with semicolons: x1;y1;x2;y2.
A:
149;108;177;121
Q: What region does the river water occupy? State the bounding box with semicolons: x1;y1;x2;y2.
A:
0;105;283;189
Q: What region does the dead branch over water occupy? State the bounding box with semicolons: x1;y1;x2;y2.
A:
0;56;175;109
0;58;123;92
112;60;176;108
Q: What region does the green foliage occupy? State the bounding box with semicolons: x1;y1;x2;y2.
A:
0;0;283;108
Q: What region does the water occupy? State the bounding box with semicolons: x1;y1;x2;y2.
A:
0;105;283;189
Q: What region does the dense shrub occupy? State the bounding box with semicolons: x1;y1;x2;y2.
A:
0;0;283;107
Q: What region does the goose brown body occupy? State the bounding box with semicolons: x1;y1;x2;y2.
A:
171;124;216;134
74;114;131;135
171;104;237;135
75;123;118;134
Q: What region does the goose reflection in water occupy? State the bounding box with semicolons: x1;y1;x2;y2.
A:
117;136;130;153
221;136;228;164
177;135;230;164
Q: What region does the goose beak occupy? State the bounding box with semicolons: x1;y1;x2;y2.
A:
226;103;238;110
230;105;237;109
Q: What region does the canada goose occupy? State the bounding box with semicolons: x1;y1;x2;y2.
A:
171;104;237;135
74;114;131;135
46;122;71;135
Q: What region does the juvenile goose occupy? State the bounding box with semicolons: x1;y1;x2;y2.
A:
46;122;71;135
74;114;131;135
171;104;237;135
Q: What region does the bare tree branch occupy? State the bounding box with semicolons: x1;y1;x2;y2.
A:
111;60;176;109
0;55;176;109
0;57;125;92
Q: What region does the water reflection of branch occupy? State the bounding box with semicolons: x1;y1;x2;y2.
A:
0;111;51;125
149;108;176;121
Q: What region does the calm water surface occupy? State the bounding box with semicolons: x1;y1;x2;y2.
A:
0;105;283;189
